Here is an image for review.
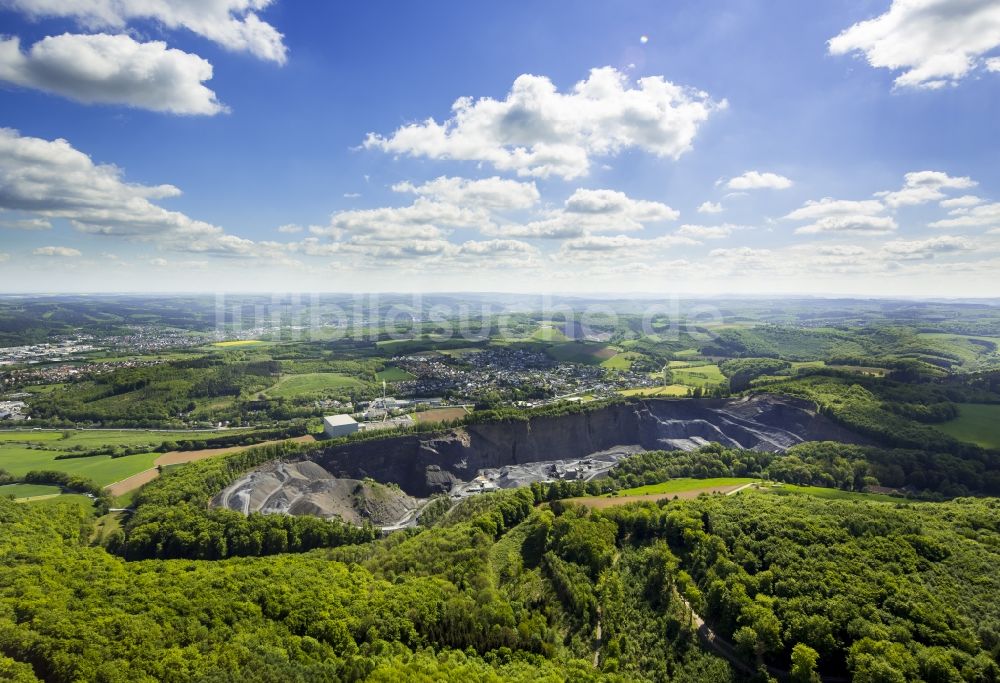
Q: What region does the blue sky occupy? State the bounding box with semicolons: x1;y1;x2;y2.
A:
0;0;999;295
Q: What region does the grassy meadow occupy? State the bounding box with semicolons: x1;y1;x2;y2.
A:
0;429;243;487
763;483;903;503
263;372;367;398
0;444;160;487
669;363;726;388
615;477;756;496
0;483;62;499
375;366;417;382
936;403;1000;449
544;341;616;365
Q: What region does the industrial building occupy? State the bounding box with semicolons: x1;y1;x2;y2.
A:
323;414;359;438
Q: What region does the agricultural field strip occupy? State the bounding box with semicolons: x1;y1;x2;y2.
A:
103;435;316;497
935;403;1000;450
569;477;905;509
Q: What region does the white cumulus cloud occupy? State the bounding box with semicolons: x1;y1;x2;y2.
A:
318;198;492;243
726;171;793;190
697;201;723;214
456;239;537;256
556;234;697;261
794;215;898;236
492;189;677;239
881;235;974;259
828;0;1000;89
786;171;983;237
392;176;540;211
33;245;81;256
784;198;886;221
364;66;725;179
876;170;976;207
0;33;226;115
784;196;894;235
930;202;1000;229
4;0;287;64
0;216;51;230
0;128;260;255
564;189;678;222
708;247;775;269
939;195;983;209
675;224;738;240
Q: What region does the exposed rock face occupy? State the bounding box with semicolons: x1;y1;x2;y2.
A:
212;395;866;522
211;460;418;526
303;394;863;497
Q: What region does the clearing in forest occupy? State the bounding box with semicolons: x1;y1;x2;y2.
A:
936;403;1000;450
571;477;755;508
263;372;367;398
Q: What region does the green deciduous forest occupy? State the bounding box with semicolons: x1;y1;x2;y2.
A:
604;493;1000;681
2;483;999;681
610;441;1000;498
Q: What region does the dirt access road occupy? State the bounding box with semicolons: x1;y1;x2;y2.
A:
104;435;316;498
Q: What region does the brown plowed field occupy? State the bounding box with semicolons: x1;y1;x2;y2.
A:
412;407;470;424
154;435;315;465
104;435;316;497
105;468;160;497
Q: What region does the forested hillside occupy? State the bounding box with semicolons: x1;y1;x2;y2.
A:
2;485;998;681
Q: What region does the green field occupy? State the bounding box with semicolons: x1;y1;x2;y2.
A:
0;445;160;487
670;363;726;388
0;428;243;448
530;324;570;342
0;429;211;488
544;341;615;365
0;483;62;499
113;488;138;508
936;403;1000;449
212;340;265;347
618;385;689;397
763;483;902;503
264;372;367;398
0;430;64;442
375;366;416;382
22;383;68;395
23;493;93;507
789;360;826;371
437;347;486;358
600;351;647;371
613;479;903;503
600;354;630;370
616;477;755;496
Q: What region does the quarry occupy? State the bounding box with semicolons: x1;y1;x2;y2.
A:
211;394;865;529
